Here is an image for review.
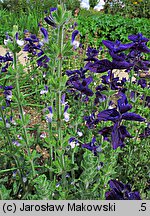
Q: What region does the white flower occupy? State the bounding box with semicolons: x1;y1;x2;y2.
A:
15;32;24;46
16;39;24;46
6;123;10;128
12;140;21;146
72;40;80;49
77;131;83;137
69;141;76;149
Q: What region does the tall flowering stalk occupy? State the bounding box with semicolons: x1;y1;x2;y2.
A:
44;4;72;189
6;26;36;178
56;22;63;148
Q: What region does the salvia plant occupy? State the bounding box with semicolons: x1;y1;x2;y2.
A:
0;3;149;200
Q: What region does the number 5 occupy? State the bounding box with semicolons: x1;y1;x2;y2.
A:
141;203;146;211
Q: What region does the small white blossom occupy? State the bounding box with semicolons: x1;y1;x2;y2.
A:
16;39;24;46
77;131;83;137
64;112;70;122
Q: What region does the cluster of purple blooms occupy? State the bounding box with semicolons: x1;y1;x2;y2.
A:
23;28;50;68
0;52;13;73
85;33;150;73
0;85;13;108
65;33;149;200
66;32;149;152
105;179;141;200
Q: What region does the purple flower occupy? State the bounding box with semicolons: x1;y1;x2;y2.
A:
122;112;145;122
85;58;133;73
12;140;21;147
99;126;113;141
94;89;106;105
40;85;48;95
128;33;149;43
0;52;13;63
105;179;141;200
82;137;101;156
84;46;99;61
64;105;70;122
139;123;150;138
68;137;79;148
109;50;126;61
84;112;99;129
101;71;127;91
98;93;145;149
44;8;57;28
61;93;67;106
137;78;147;89
0;52;13;73
37;50;50;68
145;96;150;108
98;93;145;123
45;106;53;123
40;27;49;43
128;33;150;53
71;30;79;43
72;76;93;96
23;34;41;55
98;108;120;122
85;59;112;73
102;40;134;53
111;123;132;149
71;30;80;49
3;86;13;107
4;32;12;45
117;93;132;114
66;67;87;79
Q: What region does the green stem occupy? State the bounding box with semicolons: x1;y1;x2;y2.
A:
48;122;53;180
56;25;63;147
13;52;35;178
56;24;67;188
